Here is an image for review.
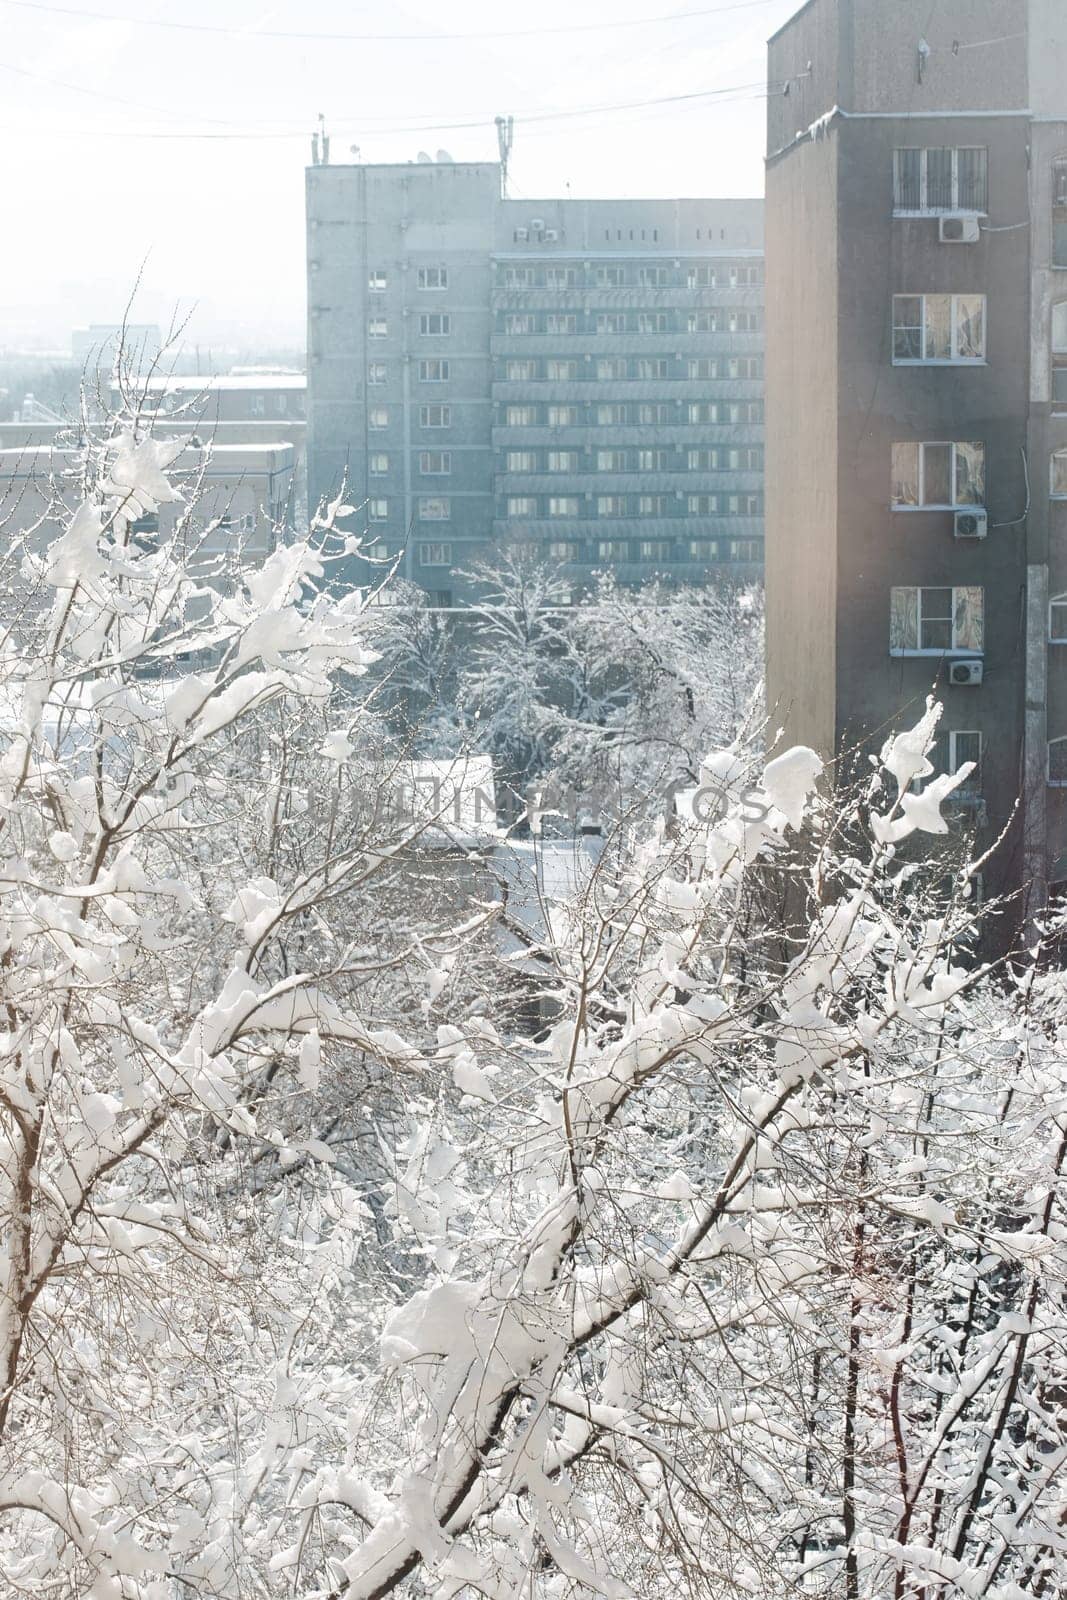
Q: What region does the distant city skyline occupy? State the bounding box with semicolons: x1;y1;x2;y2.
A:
0;0;800;349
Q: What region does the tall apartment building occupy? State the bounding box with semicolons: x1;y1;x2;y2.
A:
306;160;764;601
765;0;1067;922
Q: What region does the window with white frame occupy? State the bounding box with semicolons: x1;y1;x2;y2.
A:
597;359;628;381
890;586;984;655
1051;595;1067;642
639;403;674;424
548;496;580;517
506;314;536;335
419;359;450;382
638;448;670;471
732;265;763;286
364;542;389;561
727;493;763;515
547;450;578;472
369;453;389;475
1053;448;1067;498
596;313;627;334
892;295;986;363
548;540;579;560
1053;159;1067;268
597;266;626;287
638;312;670;333
1049;736;1067;786
688;312;720;333
639;540;672;561
506;405;537;426
418;498;451;521
368;270;387;291
948;730;982;791
506;359;538;380
597;403;628;424
419;543;452;566
547;405;579;427
597;496;627;517
420;404;451;428
250;394;266;417
639;495;669;517
635;358;670;380
893;147;988;213
419;450;451;475
1053;303;1067;408
687;266;718;288
420;313;451;336
369;407;389;430
688;359;718;381
507;497;538;517
546;313;578;335
417;266;448;290
688;495;721;515
368;499;388;521
597;539;629;559
597;449;627;472
729;311;763;333
891;442;985;508
546;266;578;289
368;317;388;339
368;362;387;385
638;266;670;287
504;266;536;288
506;451;537;473
729;539;763;562
546;359;579;381
688;538;720;560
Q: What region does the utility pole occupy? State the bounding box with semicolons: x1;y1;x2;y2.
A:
495;115;514;197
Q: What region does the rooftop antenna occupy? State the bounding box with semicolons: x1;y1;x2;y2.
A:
318;111;330;165
495;114;514;197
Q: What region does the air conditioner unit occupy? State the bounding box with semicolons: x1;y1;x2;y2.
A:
514;227;528;241
530;218;545;231
949;659;984;687
939;214;981;244
954;508;988;539
544;228;559;242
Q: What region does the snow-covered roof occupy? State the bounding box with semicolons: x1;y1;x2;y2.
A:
141;373;306;393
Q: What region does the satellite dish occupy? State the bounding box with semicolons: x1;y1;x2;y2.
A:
417;151;433;164
436;149;454;163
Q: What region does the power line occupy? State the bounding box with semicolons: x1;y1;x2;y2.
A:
0;0;778;42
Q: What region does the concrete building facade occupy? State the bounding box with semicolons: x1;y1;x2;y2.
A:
765;0;1067;920
305;160;764;601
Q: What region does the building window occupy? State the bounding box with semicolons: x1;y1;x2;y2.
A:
638;266;670;287
506;451;537;473
507;497;538;517
548;496;580;517
639;403;674;425
504;266;536;288
420;404;452;428
729;539;763;562
548;540;579;560
732;265;763;287
891;442;985;508
547;405;580;427
418;497;451;521
1053;303;1067;408
419;450;451;475
639;495;669;517
1053;448;1067;498
688;312;720;333
1049;737;1067;786
638;448;670;471
368;362;387;385
419;543;452;566
547;450;579;472
505;314;536;335
639;540;673;562
546;313;578;335
893;147;988;212
369;407;389;430
635;358;670;380
1053;159;1067;268
688;266;718;288
364;542;390;561
1050;595;1067;643
688;538;720;560
597;496;627;517
892;295;986;364
597;539;630;559
729;310;762;333
596;313;627;334
419;359;450;382
368;270;388;291
368;499;388;521
506;359;538;381
597;449;627;472
597;358;628;381
546;359;580;382
688;360;718;382
506;405;538;426
368;317;388;339
638;312;671;334
250;394;266;417
417;266;448;290
420;313;451;336
948;730;982;791
688;495;720;515
546;266;578;289
596;266;626;287
889;586;984;655
597;403;628;425
369;453;389;475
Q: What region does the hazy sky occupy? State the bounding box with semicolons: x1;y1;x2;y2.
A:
1;0;802;351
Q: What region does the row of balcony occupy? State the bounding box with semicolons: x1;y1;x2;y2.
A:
489;285;764;312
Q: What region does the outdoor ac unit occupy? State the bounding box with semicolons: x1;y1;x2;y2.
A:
544;228;560;242
954;509;988;539
514;227;528;241
949;659;984;687
530;218;545;231
939;214;981;244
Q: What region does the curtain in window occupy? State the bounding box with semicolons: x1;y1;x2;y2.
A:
891;443;920;505
955;297;985;360
1053;450;1067;498
925;296;953;360
890;588;918;651
954;587;984;653
955;443;985;506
